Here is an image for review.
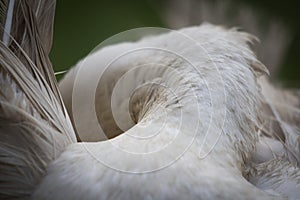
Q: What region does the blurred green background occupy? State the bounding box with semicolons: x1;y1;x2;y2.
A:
51;0;300;87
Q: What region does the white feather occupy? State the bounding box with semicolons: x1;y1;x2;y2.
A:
32;24;289;199
2;0;14;46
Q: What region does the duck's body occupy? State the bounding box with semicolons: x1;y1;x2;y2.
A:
1;1;300;199
34;25;282;199
33;142;274;200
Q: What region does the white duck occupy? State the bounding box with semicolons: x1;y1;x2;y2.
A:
0;0;299;199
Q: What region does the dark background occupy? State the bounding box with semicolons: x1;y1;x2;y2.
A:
51;0;300;87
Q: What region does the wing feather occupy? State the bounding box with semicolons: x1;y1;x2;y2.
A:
0;0;76;198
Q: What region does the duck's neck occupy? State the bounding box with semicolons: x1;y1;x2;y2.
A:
124;78;257;171
100;60;260;170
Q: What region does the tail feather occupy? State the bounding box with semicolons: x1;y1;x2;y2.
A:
0;0;61;106
0;0;76;198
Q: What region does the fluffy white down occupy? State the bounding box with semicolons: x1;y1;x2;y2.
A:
32;24;299;199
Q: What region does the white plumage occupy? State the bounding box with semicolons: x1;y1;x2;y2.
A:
0;1;299;200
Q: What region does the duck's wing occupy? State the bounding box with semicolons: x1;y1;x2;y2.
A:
246;158;300;199
0;0;76;198
258;77;300;166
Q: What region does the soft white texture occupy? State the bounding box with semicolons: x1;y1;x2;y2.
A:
31;24;296;199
